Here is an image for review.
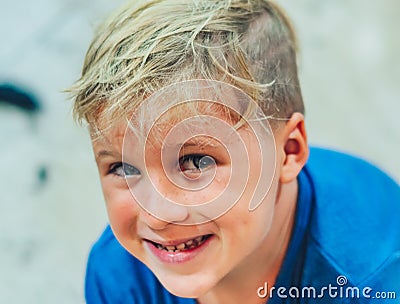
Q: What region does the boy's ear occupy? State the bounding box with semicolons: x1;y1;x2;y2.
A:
279;113;309;183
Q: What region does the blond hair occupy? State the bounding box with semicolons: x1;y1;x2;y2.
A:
69;0;304;133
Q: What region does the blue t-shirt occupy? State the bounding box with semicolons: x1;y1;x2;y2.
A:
85;148;400;303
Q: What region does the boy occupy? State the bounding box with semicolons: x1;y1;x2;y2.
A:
70;0;400;303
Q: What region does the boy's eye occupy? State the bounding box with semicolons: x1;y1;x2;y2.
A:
108;162;140;177
179;154;216;174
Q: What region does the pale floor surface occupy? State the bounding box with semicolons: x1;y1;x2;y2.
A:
0;0;399;303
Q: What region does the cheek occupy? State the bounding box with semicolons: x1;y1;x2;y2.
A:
102;181;140;240
228;172;280;243
230;201;274;240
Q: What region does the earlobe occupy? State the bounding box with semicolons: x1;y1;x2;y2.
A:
279;113;309;183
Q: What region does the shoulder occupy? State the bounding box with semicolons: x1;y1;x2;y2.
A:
85;226;151;303
304;147;400;287
306;147;400;216
85;226;192;304
87;226;139;275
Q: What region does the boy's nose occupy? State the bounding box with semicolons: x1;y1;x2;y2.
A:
138;187;190;230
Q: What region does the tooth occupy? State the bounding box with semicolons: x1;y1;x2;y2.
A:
176;243;185;250
166;245;176;251
185;240;193;246
195;236;203;243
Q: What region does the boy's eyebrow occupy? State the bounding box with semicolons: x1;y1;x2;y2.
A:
95;137;220;160
177;137;219;149
95;150;122;160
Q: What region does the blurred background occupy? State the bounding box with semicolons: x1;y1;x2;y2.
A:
0;0;398;302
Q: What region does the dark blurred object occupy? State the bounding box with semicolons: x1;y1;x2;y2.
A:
38;166;48;184
0;84;41;114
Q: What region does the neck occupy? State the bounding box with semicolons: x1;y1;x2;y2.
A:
197;180;298;304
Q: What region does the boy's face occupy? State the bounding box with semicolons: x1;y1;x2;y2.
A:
92;81;300;297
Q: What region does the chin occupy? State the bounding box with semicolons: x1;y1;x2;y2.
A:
156;271;217;299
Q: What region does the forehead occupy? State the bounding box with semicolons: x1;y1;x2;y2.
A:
130;80;248;129
92;80;270;153
93;101;240;153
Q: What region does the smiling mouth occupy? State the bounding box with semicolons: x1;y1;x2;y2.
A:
147;235;213;253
